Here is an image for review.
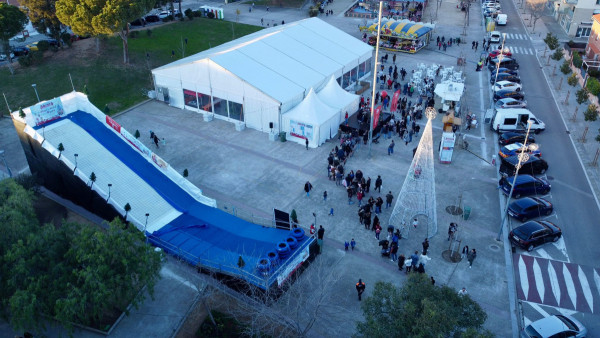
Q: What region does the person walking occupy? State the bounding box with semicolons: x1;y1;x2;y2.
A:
412;218;419;228
366;177;371;193
356;279;366;301
410;251;420;272
392;54;396;64
387;140;395;155
431;276;436;285
351;238;356;251
422;238;429;255
375;175;382;193
448;222;457;240
375;226;381;240
397;254;406;271
467;248;477;268
323;190;327;201
385;191;394;208
317;225;325;253
461;245;469;259
458;287;468;296
304;181;313;197
305;138;309;150
390;242;398;262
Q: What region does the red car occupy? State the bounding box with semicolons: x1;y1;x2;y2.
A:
489;49;512;58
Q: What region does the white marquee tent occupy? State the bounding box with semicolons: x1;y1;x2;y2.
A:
151;17;372;138
317;75;360;126
282;88;340;148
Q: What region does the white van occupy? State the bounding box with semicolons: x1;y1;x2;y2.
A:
496;14;508;25
491;108;545;133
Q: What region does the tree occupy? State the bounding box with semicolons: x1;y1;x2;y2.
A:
89;171;97;187
19;107;26;119
55;0;157;64
551;47;563;61
22;0;63;42
584;104;598;121
543;33;559;51
576;88;589;105
596;128;600;143
0;4;28;53
290;209;298;223
357;275;491;337
561;60;572;75
57;142;64;159
184;8;193;20
526;0;546;32
572;52;583;68
568;73;578;87
183;168;189;177
124;202;131;220
586;76;600;96
134;129;140;138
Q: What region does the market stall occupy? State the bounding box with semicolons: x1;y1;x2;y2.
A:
360;19;434;53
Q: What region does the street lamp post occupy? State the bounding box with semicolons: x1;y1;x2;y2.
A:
107;183;112;202
0;150;12;177
312;212;317;227
73;153;78;173
144;213;150;232
368;1;384;157
496;120;533;241
31;84;40;102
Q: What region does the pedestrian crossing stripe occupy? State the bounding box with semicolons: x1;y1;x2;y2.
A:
505;33;531;40
500;46;534;55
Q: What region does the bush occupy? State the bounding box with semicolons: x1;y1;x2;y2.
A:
129;31;140;38
193;10;202;17
36;40;50;52
584;104;598;121
544;33;559;50
309;6;319;17
207;11;215;19
185;8;193;20
162;15;174;22
586;77;600;96
572;52;583;68
551;47;563;61
567;73;578;87
560;60;571;74
588;68;600;78
18;54;32;67
60;32;73;47
576;88;589;105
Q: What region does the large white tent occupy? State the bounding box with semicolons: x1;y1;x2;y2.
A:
282;88;340;148
317;75;361;126
151;17;372;138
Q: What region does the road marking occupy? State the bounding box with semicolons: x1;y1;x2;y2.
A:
519;255;529;299
529;302;552;318
578;266;593;312
594;269;600;310
563;263;577;309
535;248;552;260
552;237;569;262
548;261;561;305
523;316;532;327
534;258;545;302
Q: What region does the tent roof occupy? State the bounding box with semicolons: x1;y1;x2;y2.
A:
284;88;339;124
153;18;372;104
317;76;359;110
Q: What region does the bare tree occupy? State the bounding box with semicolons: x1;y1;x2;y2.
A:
526;0;547;32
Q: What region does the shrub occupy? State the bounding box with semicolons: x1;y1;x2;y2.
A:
586;77;600;96
544;33;559;50
30;51;44;65
36;40;50;52
185;8;194;20
567;73;578;87
309;6;319;17
60;32;73;47
193;10;202;17
551;47;563;61
576;88;589;105
18;54;32;67
588;68;600;78
572;52;583;68
560;60;571;74
207;11;215;19
584;104;598;121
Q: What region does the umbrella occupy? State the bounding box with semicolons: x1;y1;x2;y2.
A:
381;90;388;98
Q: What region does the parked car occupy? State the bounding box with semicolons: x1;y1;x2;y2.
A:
493;89;525;101
11;46;30;56
0;53;9;61
509;220;561;252
491;73;521;84
494;80;522;92
158;11;171;19
489;31;502;43
499;174;551;198
489;49;513;58
498;131;535;145
521;315;587;338
495;68;519;76
45;39;60;47
508;197;553;222
130;18;146;26
495;98;527;109
488;57;519;71
500;155;549;176
145;15;160;22
499;142;541;159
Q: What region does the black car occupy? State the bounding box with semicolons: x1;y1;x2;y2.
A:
500;155;548;176
507;197;553;222
130;18;146;26
494;68;519;76
491;73;521;84
499;174;551;198
498;132;535;146
509;220;561;251
494;89;525;101
11;46;29;56
145;15;160;22
45;39;60;47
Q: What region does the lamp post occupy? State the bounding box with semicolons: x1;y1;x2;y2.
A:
496;120;533;241
490;33;507;111
107;183;112;202
368;1;384;157
73;153;78;173
312;212;317;227
0;150;12;177
31;84;40;102
144;213;150;232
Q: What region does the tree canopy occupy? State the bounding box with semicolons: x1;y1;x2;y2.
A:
357;275;492;337
55;0;156;63
0;4;28;52
0;178;162;333
22;0;63;41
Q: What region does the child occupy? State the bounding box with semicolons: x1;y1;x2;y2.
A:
351;238;356;251
344;241;349;251
323;191;328;201
329;208;334;216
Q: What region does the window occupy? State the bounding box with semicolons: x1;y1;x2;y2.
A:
228;101;244;121
504;118;517;125
212;96;226;117
183;90;198;108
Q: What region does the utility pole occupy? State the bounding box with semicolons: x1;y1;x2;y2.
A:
368;1;383;158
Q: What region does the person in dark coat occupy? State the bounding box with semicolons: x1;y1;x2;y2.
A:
304;181;313;197
397;254;406;271
422;238;430;255
375;175;382;193
356;279;366;301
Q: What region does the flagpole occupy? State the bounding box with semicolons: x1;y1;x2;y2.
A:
368;1;383;158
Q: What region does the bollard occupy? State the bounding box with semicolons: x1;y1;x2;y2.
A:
557;77;563;90
592;148;600;167
564;90;570;105
546;55;551;66
571;106;579;122
543;46;547;58
579;126;588;143
552;65;556;76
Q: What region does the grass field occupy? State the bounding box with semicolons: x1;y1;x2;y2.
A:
243;0;306;8
0;19;262;115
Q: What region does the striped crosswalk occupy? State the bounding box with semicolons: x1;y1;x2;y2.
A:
504;46;534;55
514;254;600;313
504;33;530;40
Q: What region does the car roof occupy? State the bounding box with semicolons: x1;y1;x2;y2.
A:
500;131;528;139
527;315;576;336
503;155;542;165
506;174;538;183
503;143;523;151
497;80;517;85
512;197;538;208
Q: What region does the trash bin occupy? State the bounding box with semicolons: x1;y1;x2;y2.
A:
463;206;471;220
279;131;287;142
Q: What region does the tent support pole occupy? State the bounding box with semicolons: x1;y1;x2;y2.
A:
368;1;383;158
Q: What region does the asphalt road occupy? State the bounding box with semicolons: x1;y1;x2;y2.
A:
490;0;600;333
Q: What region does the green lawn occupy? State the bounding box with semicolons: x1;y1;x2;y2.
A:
243;0;306;8
0;19;262;115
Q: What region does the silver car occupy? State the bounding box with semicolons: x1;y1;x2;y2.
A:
521;315;587;338
495;98;527;109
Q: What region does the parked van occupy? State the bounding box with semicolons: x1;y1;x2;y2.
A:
496;14;508;25
488;57;519;71
491;108;545;133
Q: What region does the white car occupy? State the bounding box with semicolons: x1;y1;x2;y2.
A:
489;31;502;43
482;1;501;10
521;315;587;338
493;81;522;92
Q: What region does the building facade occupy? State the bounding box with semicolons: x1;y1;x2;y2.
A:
552;0;599;38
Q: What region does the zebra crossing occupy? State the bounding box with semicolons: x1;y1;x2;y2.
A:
504;33;530;40
503;45;534;55
514;254;600;313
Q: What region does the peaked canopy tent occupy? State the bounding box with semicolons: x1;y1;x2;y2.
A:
152;17;373;137
282;88;340;148
317;75;360;127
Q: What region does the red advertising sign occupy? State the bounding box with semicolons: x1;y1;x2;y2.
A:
106;115;121;133
390;90;400;112
373;105;382;129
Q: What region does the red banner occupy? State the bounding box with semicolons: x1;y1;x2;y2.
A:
106;115;121;133
373;105;382;129
390;90;400;112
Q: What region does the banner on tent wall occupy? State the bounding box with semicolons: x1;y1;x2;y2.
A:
122;129;152;158
373;105;382;129
31;98;65;127
289;120;314;140
277;245;310;287
106;116;121;133
390;90;400;112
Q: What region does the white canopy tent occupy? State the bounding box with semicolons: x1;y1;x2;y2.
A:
317;76;360;128
282;88;340;148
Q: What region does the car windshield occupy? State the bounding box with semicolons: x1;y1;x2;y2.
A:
523;325;542;337
512;228;528;239
556;315;578;330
